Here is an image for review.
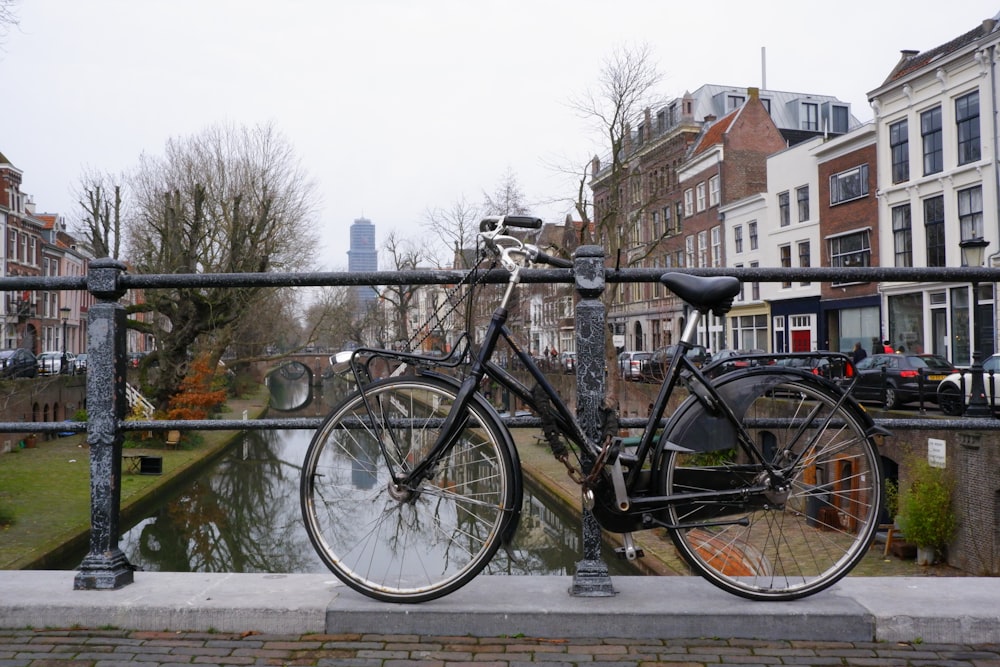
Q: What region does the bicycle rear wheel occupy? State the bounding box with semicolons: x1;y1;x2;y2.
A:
301;375;519;603
661;373;883;600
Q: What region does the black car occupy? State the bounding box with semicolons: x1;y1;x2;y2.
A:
701;349;771;378
772;352;852;380
642;344;709;382
848;353;956;409
0;348;38;379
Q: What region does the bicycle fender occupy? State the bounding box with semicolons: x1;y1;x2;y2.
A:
660;367;881;455
416;370;525;544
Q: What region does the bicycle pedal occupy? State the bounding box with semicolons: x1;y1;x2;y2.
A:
614;546;645;560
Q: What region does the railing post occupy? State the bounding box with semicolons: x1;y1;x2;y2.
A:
569;245;615;597
74;258;134;590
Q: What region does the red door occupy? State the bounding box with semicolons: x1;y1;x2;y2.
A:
791;329;811;352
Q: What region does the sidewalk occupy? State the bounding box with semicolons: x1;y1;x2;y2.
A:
2;627;998;667
1;571;999;666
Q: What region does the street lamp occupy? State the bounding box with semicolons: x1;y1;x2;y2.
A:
59;306;71;375
959;237;991;418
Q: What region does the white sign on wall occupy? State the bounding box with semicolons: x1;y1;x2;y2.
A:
927;438;947;468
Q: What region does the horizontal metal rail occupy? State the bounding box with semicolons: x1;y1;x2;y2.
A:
4;257;995;591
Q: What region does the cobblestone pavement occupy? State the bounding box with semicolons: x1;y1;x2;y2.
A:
2;630;999;667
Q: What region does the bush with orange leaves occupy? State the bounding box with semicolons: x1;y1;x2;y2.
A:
166;355;229;421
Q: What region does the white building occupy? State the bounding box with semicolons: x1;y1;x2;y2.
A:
869;15;1000;364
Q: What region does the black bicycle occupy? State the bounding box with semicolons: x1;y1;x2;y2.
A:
300;215;887;603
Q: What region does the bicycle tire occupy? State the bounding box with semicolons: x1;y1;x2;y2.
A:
301;375;520;603
660;370;883;600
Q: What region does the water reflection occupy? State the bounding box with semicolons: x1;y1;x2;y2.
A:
265;362;315;411
109;375;638;576
118;427;635;575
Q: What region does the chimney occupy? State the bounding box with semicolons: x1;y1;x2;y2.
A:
747;87;760;100
983;18;997;34
704;114;717;123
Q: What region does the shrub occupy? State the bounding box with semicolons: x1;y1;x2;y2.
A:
166;355;228;421
898;458;956;550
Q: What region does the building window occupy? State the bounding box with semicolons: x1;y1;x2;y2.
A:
684;188;694;217
921;106;943;175
924;195;945;267
830;105;849;133
780;245;792;288
956;90;981;166
798;240;810;286
696;182;706;212
734;263;745;301
685;235;694;267
711;226;721;267
697;230;708;267
778;191;790;226
675;201;684;228
750;261;760;300
796;185;809;222
748;220;758;250
727;94;745;110
958;185;984;243
889;119;909;183
734;225;743;254
829;164;869;205
663;205;672;234
892;204;912;267
802;102;819;131
650;210;659;239
828;230;871;278
709;175;720;207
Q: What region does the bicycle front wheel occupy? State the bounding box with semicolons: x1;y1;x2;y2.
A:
661;372;883;600
301;375;519;603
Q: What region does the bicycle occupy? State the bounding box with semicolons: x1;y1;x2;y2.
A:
300;215;887;603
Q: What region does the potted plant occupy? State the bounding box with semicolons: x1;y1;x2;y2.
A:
897;458;956;565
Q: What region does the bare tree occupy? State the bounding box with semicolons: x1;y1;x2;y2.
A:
376;231;425;348
74;169;124;259
0;0;19;46
482;167;530;217
570;43;664;403
421;196;480;269
125;121;319;407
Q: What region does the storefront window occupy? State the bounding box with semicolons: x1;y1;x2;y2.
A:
888;293;925;354
950;287;970;365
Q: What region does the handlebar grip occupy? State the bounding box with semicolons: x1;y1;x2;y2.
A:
535;251;573;268
479;215;543;232
503;216;543;229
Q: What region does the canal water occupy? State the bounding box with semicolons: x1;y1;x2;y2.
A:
75;366;639;576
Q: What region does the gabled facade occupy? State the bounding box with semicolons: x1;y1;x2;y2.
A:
868;15;1000;365
591;84;858;354
761;136;823;353
813;124;881;355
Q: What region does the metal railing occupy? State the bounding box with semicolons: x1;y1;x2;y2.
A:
4;256;1000;590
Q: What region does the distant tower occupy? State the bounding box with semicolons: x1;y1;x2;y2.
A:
347;217;378;315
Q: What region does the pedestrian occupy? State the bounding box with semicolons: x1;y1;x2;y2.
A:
882;339;895;354
852;341;867;364
872;338;885;354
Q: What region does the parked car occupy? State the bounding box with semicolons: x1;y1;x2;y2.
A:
936;353;1000;415
702;349;771;378
617;350;653;381
73;353;88;374
849;353;956;409
772;352;852;380
0;348;37;379
128;351;148;368
642;344;709;382
37;351;64;375
558;351;576;374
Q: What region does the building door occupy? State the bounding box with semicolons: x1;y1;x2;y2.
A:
932;309;948;360
791;329;811;352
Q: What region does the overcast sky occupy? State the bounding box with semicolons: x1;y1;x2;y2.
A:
2;1;998;269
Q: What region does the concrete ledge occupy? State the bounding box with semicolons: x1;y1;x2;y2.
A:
2;571;998;644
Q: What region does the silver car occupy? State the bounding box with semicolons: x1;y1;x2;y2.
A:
937;353;1000;415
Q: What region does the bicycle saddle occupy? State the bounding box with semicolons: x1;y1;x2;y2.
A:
660;273;741;316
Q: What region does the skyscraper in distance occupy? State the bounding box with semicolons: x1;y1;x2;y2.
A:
347;217;378;316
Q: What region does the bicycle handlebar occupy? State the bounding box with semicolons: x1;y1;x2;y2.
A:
479;215;543;232
532;249;573;268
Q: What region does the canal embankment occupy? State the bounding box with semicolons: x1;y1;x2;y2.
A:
0;386;271;570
